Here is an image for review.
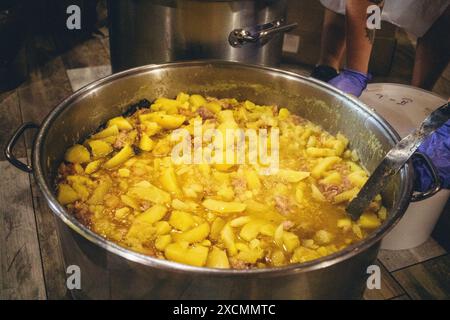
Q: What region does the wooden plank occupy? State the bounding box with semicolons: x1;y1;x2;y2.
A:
0;160;46;299
57;220;110;299
18;44;73;151
60;37;110;69
16;36;74;299
0;90;26;161
378;238;447;272
28;175;71;300
66;65;112;91
364;260;405;300
392;254;450;300
16;33;113;300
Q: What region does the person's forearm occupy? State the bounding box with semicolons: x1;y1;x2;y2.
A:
345;0;383;73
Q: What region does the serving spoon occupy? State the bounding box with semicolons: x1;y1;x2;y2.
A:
346;102;449;220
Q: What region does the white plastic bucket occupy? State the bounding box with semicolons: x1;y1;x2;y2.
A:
360;83;449;250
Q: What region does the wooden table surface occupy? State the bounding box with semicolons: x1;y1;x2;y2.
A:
1;30;449;300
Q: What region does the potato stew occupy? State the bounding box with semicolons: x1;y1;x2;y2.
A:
56;93;386;269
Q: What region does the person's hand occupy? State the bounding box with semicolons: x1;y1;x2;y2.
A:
328;69;372;97
413;119;450;192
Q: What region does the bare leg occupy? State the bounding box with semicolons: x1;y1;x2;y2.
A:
412;6;450;90
345;0;384;73
317;8;347;70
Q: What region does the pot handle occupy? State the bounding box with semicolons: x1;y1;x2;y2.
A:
410;152;442;202
229;19;298;48
4;122;39;173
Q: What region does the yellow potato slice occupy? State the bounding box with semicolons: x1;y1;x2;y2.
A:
276;169;310;183
169;210;195;231
135;204;168;224
164;243;209;267
127;184;171;204
65;144;90;163
88;140;112;158
202;199;246;214
57;184;79;205
206;247;230;268
172;223;210;243
140;112;186;129
92;124;119;139
107;116;133;131
104;145;134;169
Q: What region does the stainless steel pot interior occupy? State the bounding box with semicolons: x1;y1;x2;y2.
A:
33;61;413;276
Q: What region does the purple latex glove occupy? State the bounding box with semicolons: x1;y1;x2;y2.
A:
328;69;372;97
413;120;450;192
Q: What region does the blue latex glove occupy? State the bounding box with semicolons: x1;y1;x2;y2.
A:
413;120;450;192
328;69;372;97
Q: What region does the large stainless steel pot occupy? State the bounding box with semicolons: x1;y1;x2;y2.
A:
6;61;417;299
108;0;296;71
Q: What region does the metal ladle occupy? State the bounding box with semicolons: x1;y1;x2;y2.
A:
346;102;449;220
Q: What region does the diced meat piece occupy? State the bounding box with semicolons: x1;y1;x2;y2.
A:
282;220;295;230
138;245;156;257
332;163;350;175
57;162;76;180
368;200;381;212
113;131;128;149
291;115;306;125
72;201;92;226
140;201;152;211
274;195;294;216
197;107;215;120
218;100;234;109
74;201;89;214
342;177;352;189
229;258;249;269
137;124;146;136
231;178;247;194
271;105;279;114
178;108;195;117
320;184;343;201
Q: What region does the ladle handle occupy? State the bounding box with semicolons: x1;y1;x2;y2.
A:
346;102;449;220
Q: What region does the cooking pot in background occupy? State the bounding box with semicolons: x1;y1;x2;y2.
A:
5;61;440;299
107;0;297;72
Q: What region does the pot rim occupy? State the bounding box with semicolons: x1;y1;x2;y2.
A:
33;60;414;276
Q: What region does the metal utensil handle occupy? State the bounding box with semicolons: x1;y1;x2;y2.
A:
229;19;298;48
4;122;39;173
347;102;449;220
